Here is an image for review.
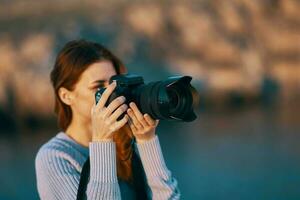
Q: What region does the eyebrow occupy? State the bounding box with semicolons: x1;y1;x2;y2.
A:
88;80;107;88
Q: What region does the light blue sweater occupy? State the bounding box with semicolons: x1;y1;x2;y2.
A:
35;132;180;199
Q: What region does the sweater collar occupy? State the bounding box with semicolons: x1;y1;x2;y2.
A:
56;131;89;157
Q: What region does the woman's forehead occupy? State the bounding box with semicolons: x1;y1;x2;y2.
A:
83;61;117;83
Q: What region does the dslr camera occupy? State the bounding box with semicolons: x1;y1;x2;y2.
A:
95;74;198;122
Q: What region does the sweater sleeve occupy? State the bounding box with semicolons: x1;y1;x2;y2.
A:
136;135;181;200
35;141;121;200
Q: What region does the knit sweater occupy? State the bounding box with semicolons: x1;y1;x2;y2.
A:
35;132;180;199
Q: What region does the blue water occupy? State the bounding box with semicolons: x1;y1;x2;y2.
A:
0;106;299;200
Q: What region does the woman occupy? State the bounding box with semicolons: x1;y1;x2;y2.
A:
35;39;180;199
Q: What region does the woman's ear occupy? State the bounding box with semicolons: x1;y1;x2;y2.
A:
58;87;74;106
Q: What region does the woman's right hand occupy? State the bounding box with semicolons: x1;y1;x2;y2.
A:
91;81;129;142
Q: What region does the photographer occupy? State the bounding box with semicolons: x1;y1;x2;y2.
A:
35;39;180;199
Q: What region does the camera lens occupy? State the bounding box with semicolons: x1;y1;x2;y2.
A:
135;76;197;122
167;88;180;111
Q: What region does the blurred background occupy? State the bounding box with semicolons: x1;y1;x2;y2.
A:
0;0;299;199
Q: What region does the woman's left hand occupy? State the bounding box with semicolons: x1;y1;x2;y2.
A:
126;102;159;143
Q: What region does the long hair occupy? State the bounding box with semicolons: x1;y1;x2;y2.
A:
50;40;146;193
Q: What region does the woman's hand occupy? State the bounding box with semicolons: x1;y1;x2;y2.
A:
91;81;129;142
126;102;159;143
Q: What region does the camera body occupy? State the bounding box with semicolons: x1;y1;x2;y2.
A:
95;74;144;108
95;74;197;122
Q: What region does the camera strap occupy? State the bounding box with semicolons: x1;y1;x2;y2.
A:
76;157;90;200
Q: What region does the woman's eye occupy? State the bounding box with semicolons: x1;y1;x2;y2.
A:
91;84;104;91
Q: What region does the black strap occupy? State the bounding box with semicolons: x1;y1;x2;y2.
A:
131;150;148;200
76;157;90;200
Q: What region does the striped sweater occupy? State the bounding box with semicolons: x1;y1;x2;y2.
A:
35;132;180;199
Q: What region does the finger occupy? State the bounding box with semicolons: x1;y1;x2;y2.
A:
144;113;156;126
127;108;143;130
113;114;129;131
109;104;128;122
155;119;159;126
129;102;148;128
128;117;138;132
96;81;117;109
105;96;126;116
